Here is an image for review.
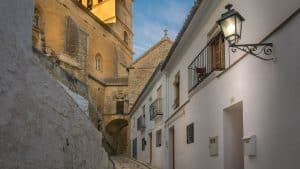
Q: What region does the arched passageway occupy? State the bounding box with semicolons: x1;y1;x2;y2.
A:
103;118;129;155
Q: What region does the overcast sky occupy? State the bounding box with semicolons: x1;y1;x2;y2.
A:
132;0;195;60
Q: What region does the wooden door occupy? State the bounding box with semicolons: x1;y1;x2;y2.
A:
149;132;152;164
211;34;225;70
132;138;137;159
169;127;175;169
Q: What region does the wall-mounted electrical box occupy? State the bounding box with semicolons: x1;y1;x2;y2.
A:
242;135;256;157
209;136;218;156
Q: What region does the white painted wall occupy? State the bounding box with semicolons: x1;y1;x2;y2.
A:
162;0;300;169
130;73;167;168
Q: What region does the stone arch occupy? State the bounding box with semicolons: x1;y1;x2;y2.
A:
103;116;129;155
105;118;128;135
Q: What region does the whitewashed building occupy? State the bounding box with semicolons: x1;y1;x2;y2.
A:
130;0;300;169
130;64;167;169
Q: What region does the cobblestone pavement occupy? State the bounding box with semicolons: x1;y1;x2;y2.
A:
111;156;150;169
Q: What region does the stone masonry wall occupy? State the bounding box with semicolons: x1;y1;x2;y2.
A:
128;38;172;109
0;1;112;169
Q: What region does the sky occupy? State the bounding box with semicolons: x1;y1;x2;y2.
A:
132;0;195;60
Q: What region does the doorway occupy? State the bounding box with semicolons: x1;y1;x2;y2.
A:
169;126;175;169
149;132;152;164
223;102;244;169
132;138;137;160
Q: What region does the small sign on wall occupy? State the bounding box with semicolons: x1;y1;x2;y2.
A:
209;136;218;156
242;135;256;157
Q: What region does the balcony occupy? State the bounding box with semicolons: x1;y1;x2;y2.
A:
150;98;163;120
188;34;225;92
137;115;145;130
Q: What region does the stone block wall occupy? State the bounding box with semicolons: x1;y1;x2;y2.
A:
128;39;172;109
0;1;112;168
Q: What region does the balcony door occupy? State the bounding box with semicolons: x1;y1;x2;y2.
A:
211;33;225;70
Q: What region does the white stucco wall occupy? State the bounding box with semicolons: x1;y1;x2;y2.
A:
130;73;167;168
162;0;300;169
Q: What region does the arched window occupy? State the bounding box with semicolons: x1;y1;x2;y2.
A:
124;31;128;44
33;8;40;29
95;54;102;71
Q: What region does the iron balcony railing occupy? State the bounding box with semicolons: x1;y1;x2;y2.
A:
150;98;163;120
137;115;145;130
188;42;212;92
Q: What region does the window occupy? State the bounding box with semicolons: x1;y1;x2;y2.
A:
137;115;145;130
116;101;124;114
124;31;128;44
65;17;88;64
156;130;162;147
211;33;225;70
78;29;88;62
95;54;102;71
33;8;40;28
65;16;78;56
132;117;136;129
157;85;162;99
142;138;146;151
187;123;194;144
173;72;180;109
87;0;93;9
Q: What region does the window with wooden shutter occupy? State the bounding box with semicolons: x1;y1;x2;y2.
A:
173;72;180;109
187;123;194;144
156;86;162;99
65;16;79;57
211;33;225;70
116;101;124;114
65;16;88;68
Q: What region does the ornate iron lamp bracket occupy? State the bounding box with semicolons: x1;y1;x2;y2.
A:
229;43;274;61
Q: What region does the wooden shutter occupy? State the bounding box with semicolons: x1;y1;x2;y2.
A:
211;34;225;70
187;123;194;144
157;86;162;98
78;29;88;68
65;17;79;57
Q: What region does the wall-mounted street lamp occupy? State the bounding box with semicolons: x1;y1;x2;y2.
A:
217;4;274;61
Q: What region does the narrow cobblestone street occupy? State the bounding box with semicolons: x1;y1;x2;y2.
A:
111;156;151;169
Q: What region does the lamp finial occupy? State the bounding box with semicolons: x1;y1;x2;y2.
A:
225;4;233;11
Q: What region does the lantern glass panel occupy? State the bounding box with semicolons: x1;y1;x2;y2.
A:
220;16;238;43
235;15;243;41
